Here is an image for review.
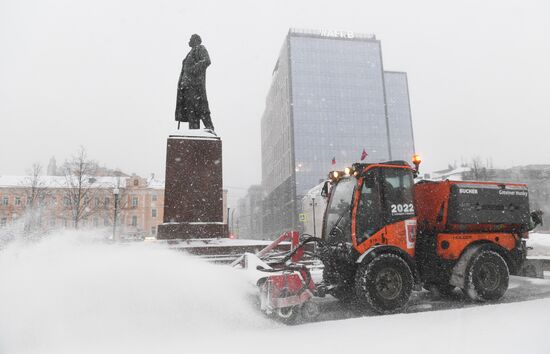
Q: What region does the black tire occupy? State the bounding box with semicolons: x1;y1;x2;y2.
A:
300;301;320;322
355;253;413;314
464;250;509;301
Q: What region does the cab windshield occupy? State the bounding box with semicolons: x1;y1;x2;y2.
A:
324;177;356;243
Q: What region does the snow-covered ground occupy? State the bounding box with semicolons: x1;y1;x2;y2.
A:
282;296;550;354
1;230;550;354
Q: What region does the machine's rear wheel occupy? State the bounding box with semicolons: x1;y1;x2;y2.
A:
355;253;413;314
464;250;509;301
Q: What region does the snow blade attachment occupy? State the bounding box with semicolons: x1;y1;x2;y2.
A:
232;231;320;324
258;267;317;324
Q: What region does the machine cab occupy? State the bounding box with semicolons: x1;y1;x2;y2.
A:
322;162;417;255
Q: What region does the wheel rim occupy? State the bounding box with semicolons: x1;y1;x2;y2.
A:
277;306;295;319
375;268;403;300
477;261;500;291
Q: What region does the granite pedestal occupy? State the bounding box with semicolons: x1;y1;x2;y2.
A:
157;132;227;239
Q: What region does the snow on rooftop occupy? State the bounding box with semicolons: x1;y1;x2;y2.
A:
423;166;470;181
0;175;165;189
303;181;326;199
146;176;165;190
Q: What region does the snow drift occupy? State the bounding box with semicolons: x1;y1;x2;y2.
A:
0;231;275;354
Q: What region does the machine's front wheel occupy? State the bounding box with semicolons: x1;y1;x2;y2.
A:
463;250;509;301
355;253;413;314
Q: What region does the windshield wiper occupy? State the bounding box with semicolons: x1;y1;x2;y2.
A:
329;213;345;237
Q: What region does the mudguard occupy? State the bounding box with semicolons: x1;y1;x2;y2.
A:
449;243;483;288
356;245;421;287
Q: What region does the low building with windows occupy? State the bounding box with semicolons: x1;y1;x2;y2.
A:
0;174;165;239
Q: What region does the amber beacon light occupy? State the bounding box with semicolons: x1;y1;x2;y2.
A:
412;154;422;173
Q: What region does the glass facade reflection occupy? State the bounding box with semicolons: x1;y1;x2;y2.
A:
261;29;414;238
384;72;415;162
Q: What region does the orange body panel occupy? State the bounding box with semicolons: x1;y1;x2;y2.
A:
436;232;517;260
354;219;417;257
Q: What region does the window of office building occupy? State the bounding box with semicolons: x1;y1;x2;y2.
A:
152;208;157;218
15;196;21;206
151;226;156;235
2;197;8;206
132;215;138;227
132;196;138;208
152;194;158;202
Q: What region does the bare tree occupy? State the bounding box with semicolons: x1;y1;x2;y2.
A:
462;156;495;181
61;147;104;229
22;163;49;233
470;156;486;180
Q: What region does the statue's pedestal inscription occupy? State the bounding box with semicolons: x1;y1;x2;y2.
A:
157;134;226;239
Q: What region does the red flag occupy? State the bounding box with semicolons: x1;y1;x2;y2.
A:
360;148;368;161
331;157;336;165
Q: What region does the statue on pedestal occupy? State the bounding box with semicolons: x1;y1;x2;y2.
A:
175;34;216;134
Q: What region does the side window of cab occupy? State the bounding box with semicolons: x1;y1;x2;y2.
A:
381;168;415;223
355;170;384;244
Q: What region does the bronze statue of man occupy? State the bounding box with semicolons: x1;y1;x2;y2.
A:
175;34;215;134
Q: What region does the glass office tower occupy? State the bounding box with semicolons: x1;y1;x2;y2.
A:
261;29;414;237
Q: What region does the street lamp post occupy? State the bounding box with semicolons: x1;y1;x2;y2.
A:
112;188;119;241
310;197;317;238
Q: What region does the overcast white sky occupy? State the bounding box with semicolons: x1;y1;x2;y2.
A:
1;0;549;205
